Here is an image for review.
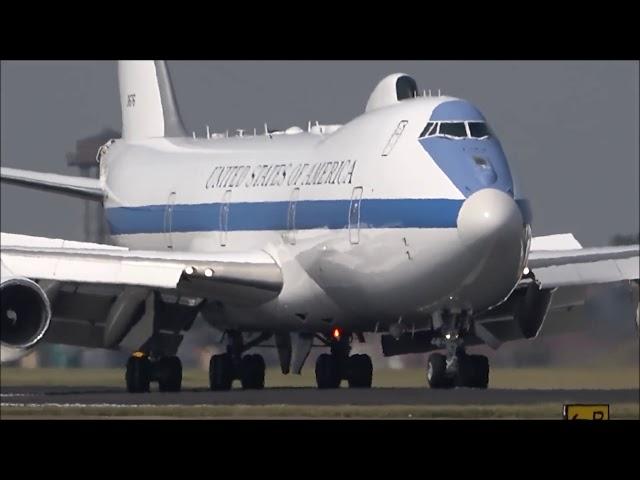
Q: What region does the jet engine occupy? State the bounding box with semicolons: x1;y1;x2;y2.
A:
0;274;52;363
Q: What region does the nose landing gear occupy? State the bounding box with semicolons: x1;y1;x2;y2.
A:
427;313;490;389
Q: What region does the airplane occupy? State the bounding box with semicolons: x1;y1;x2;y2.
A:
1;61;638;392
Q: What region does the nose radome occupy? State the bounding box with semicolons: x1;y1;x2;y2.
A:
457;188;523;246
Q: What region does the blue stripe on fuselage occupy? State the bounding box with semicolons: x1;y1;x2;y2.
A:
105;198;463;235
105;197;532;236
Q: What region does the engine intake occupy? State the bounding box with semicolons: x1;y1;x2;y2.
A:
1;277;52;349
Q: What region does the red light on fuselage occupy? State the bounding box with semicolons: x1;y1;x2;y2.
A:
332;328;341;340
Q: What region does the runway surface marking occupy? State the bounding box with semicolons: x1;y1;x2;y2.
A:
1;386;638;407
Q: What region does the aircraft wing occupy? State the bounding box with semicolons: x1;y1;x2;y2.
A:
0;167;103;200
1;233;283;304
1;233;283;356
469;234;639;350
526;234;639;289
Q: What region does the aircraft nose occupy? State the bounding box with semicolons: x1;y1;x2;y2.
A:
457;188;523;246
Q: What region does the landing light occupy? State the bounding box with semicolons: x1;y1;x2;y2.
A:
523;267;530;275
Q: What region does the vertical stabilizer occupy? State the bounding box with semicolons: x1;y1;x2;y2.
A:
118;61;187;141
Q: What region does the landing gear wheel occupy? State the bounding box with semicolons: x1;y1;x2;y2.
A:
209;353;234;391
126;354;151;393
456;354;489;389
157;356;183;392
315;353;341;389
427;353;454;389
240;354;266;390
347;354;373;388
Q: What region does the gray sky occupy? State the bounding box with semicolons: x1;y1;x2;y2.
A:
1;60;638;246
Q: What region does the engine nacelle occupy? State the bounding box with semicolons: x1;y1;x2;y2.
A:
0;275;52;363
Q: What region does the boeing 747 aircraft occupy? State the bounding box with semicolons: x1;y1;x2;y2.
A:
1;61;638;392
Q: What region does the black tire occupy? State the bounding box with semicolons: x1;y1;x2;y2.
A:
240;354;266;390
470;355;489;389
315;353;340;389
126;355;151;393
209;353;234;391
427;353;453;389
456;354;489;388
347;354;373;388
157;356;182;392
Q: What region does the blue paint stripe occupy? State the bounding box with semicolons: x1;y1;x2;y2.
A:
105;199;466;235
105;198;532;236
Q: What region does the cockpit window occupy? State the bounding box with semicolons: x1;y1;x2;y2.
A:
468;122;492;139
438;122;467;138
419;122;437;138
418;120;493;140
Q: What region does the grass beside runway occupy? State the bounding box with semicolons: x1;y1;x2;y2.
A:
1;366;639;389
1;403;639;419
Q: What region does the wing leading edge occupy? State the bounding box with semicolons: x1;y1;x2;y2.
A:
527;234;639;289
0;167;103;201
0;233;283;305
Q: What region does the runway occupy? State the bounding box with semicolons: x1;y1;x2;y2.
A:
2;385;638;407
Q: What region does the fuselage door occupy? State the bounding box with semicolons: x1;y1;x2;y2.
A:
164;192;176;250
220;189;231;247
164;191;176;250
382;120;408;157
286;188;300;245
349;186;363;244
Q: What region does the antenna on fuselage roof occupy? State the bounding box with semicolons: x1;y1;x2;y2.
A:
192;131;196;139
206;125;210;139
438;89;441;96
428;89;431;96
307;121;311;133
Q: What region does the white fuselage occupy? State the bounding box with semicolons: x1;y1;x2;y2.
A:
100;96;530;334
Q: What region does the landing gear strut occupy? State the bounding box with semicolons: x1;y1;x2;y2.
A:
125;353;183;393
209;331;269;391
314;332;373;389
426;313;489;389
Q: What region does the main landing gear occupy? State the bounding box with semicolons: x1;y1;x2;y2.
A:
315;330;373;389
426;313;489;389
209;331;269;391
125;353;183;393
